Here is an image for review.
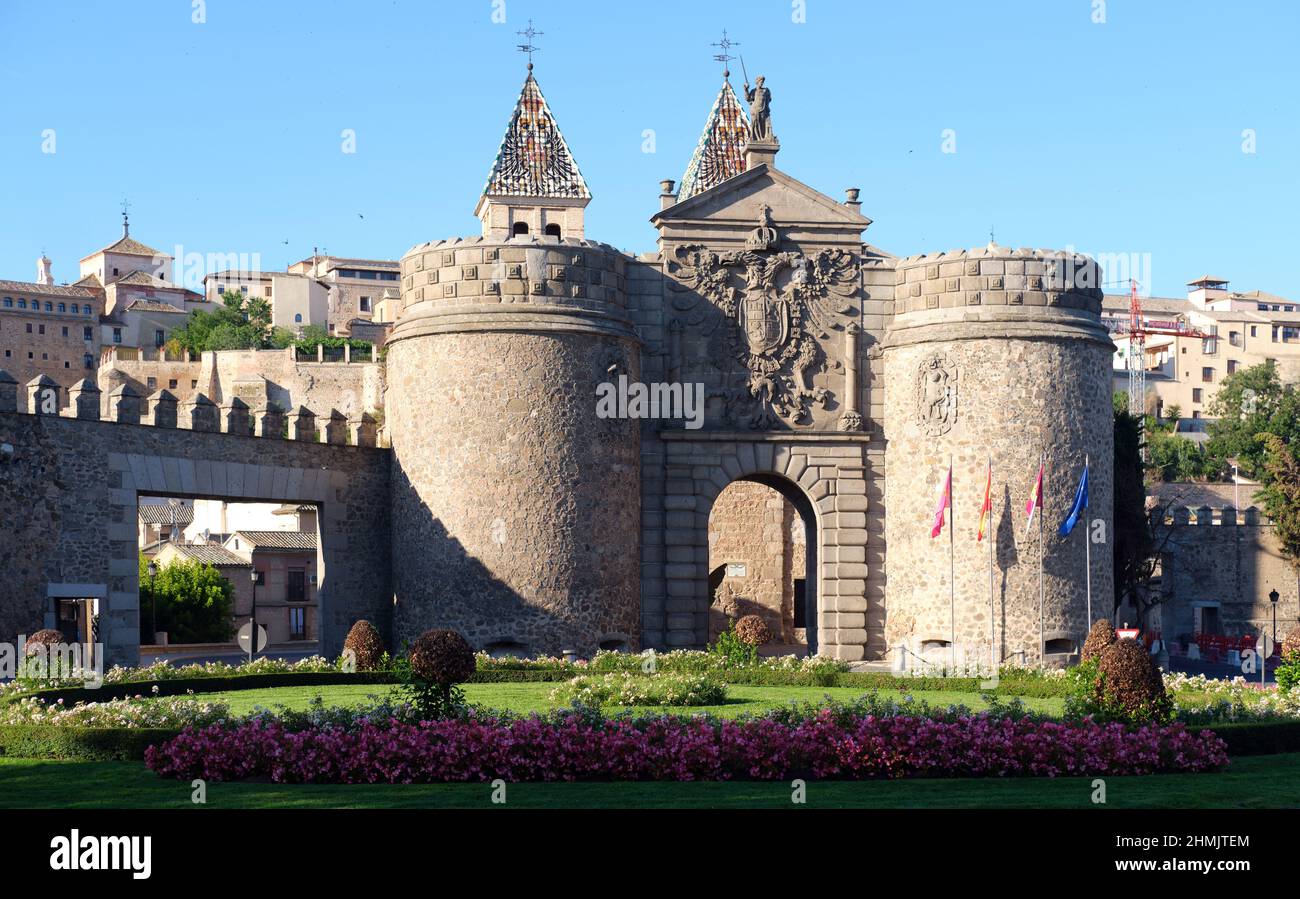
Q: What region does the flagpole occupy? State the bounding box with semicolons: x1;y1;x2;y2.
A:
988;455;996;673
949;454;956;670
1039;448;1045;669
1084;453;1092;635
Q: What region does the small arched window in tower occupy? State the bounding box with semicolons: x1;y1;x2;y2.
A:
544;223;562;238
294;313;302;323
512;221;529;236
1044;638;1077;656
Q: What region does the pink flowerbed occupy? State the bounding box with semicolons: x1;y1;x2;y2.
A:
145;711;1230;783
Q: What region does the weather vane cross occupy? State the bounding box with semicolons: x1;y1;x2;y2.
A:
711;29;740;79
517;19;542;70
121;197;131;235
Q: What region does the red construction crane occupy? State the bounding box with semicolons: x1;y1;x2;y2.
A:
1123;279;1207;416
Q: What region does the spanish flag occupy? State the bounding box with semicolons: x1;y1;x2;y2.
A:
976;460;992;542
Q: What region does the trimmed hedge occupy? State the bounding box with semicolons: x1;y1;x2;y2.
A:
0;725;180;761
1191;720;1300;757
9;671;397;707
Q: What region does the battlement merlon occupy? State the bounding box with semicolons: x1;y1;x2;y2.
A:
0;370;384;449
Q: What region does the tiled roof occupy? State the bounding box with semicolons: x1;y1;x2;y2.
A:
124;299;188;314
72;273;103;288
483;74;590;200
231;530;317;550
138;504;195;525
0;279;99;299
113;270;167;286
88;235;166;259
165;543;252;567
678;79;750;201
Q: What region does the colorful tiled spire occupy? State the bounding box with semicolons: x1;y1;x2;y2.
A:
482;73;590;200
677;79;750;201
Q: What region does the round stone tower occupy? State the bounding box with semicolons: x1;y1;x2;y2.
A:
882;245;1114;666
386;236;642;656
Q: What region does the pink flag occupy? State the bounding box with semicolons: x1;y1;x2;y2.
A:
1024;461;1044;537
930;466;951;538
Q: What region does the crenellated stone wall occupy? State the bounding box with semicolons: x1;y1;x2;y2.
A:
0;370;391;667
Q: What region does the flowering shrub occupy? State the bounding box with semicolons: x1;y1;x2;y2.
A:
549;672;727;707
0;695;232;729
146;707;1229;783
1;655;344;699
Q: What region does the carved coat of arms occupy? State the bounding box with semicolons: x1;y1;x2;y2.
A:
916;352;958;436
668;208;860;428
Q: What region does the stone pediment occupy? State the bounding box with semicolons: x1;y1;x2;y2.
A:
652;163;871;252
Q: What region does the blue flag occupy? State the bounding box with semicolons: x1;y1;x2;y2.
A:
1058;464;1089;536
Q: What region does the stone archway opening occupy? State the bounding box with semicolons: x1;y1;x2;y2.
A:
707;474;818;656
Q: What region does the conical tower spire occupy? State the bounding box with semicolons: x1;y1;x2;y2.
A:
677;77;750;202
475;69;590;239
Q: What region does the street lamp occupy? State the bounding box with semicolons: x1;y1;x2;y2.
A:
146;560;158;644
248;569;259;663
1270;588;1280;651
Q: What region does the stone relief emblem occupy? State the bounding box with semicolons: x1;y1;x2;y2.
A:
668;210;859;428
916;352;958;436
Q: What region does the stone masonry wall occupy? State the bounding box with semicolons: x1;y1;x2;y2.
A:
0;410;390;667
708;479;798;642
883;247;1114;666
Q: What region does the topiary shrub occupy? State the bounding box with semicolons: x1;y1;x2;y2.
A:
1081;619;1117;663
23;630;65;655
402;629;476;719
342;620;385;672
734;614;773;647
1090;638;1172;724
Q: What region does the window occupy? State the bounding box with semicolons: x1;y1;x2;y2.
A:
1251;325;1258;337
38;324;44;335
1229;330;1241;347
18;299;26;309
544;223;561;237
61;326;68;337
190;380;197;389
512;221;529;235
359;296;371;312
83;354;93;369
84;307;92;315
83;326;92;340
3;350;9;358
288;607;306;641
168;379;178;390
1201;367;1214;382
1192;388;1203;403
25;323;32;333
294;313;302;323
1192;410;1201;419
154;330;165;347
2;298;10;307
252;570;265;585
287;569;307;602
146;377;157;390
44;302;52;312
57;303;65;313
113;328;122;344
1227;359;1238;374
112;268;119;276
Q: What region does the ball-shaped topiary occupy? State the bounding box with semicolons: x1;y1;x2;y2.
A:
24;629;65;655
408;628;476;686
1094;638;1171;723
734;614;773;646
342;619;385;672
1081;619;1117;663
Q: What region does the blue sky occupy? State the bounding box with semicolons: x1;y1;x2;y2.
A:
1;0;1297;298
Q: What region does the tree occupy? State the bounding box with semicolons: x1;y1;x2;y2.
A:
1162;404;1182;428
1112;405;1154;614
1146;429;1222;482
139;555;235;644
1258;434;1300;574
1206;361;1300;478
170;291;274;354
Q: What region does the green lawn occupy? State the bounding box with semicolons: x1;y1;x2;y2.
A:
198;681;1067;718
2;753;1297;809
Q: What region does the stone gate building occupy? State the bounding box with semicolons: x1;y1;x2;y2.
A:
0;64;1114;667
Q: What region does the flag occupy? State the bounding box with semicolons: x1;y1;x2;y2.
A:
930;466;951;538
1058;464;1089;536
1024;461;1044;538
976;461;992;542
